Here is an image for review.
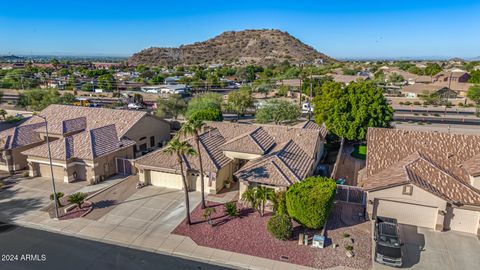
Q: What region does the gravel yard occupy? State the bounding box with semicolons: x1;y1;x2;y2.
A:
173;201;371;269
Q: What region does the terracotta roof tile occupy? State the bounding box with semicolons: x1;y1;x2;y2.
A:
364;128;480;206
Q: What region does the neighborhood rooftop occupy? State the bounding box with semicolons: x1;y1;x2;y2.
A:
364;128;480;206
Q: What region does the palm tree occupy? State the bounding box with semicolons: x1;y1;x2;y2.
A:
255;186;275;216
180;119;207;208
68;192;87;209
49;192;64;207
164;136;197;225
241;187;259;211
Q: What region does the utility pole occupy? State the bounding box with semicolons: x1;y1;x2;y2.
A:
38;115;60;220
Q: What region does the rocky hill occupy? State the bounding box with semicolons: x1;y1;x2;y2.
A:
128;29;335;66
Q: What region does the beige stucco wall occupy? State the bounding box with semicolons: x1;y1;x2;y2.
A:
367;184;447;230
124;115;171;152
469;175;480;190
1;140;46;172
89;146;134;184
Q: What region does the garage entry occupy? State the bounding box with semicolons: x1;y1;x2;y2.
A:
449;208;480;234
375;199;437;229
149;170;184;190
38;163;65;181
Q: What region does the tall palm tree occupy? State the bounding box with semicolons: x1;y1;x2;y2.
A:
164;136;197;225
180;119;207;208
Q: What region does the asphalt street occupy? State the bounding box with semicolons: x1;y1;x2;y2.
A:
0;223;232;270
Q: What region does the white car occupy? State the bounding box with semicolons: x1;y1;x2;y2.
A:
127;103;143;110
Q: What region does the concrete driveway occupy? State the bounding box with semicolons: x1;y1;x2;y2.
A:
373;224;480;270
74;185;201;249
0;176;85;222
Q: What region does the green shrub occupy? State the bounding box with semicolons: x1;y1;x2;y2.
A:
68;192;88;209
343;233;350;238
22;171;29;177
286;176;336;229
224;202;239;217
49;192;65;207
413;101;421;106
345;245;354;251
267;213;293;240
188;108;223;121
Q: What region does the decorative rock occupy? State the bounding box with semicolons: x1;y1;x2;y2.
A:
346;251;354;258
332;243;338;249
350;238;355;244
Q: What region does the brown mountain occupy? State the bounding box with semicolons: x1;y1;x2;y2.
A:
128;29;335;66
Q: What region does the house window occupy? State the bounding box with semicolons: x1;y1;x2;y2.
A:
402;185;413;195
150;136;155;147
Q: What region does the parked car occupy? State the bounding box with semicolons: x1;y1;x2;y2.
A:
127;103;143;110
374;216;403;267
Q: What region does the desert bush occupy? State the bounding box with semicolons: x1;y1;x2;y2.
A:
267;213;293;240
224;202;239;217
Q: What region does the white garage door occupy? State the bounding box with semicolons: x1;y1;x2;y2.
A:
376;199;437;229
149;170;185;190
449;208;480;234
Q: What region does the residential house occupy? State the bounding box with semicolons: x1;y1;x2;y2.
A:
135;121;327;195
0;105;171;183
362;128;480;235
432;71;471;84
330;74;369;85
401;83;458;99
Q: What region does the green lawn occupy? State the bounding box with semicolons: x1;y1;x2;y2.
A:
351;144;367;160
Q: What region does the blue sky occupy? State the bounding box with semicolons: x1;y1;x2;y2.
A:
1;0;479;59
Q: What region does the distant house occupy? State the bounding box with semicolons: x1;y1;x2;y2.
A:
363;128;480;234
0;105;171;183
330;74;369;85
432;71;470;84
164;76;181;84
402;84;457;99
135;121;327;195
141;84;188;94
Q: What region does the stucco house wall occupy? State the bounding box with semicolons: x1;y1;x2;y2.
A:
367;184;448;230
124;115;171;152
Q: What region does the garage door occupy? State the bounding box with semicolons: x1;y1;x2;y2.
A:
38;163;65;181
449;208;480;234
149;170;184;190
376;199;437;229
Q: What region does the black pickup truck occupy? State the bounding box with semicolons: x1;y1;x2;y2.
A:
374;216;403;267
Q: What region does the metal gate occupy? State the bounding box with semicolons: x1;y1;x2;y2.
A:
116;158;133;175
335;184;366;205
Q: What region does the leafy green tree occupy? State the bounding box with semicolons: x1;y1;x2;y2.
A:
188;108;223;121
61;92;76;104
286;176;336;229
226;86;254;119
0;109;7;120
424;63;442;76
255;84;271;97
185;92;223;119
277;85;289;97
407;66;424;75
68;192;87;209
81;82;94;91
18;89;62;111
468;70;480;84
164;137;197;225
97;74;116;91
467;85;480;115
313;81;393;141
420;90;442;105
388;73;405;84
180;119;207;209
155;94;187;119
256;99;300;125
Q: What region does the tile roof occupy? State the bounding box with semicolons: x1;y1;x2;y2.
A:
235;140;314;186
136;121;323;186
136;128;230;173
220;127;275;155
294;120;328;138
22;124;135;160
0;122;45;150
364;128;480;206
27;104;147;138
